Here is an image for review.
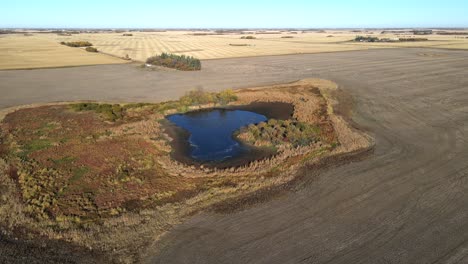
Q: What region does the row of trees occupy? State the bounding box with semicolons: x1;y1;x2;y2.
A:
354;36;380;42
146;52;201;71
60;41;93;47
398;38;428;42
355;36;428;43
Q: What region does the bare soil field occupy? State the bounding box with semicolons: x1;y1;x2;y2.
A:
1;47;468;263
2;29;468;69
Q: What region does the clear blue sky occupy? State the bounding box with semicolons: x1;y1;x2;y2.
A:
1;0;467;28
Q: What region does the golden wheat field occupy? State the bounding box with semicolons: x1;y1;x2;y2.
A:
1;30;468;69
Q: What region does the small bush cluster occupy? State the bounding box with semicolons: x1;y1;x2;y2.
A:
238;119;321;147
123;33;133;36
179;88;238;110
146;52;201;71
281;36;294;38
71;103;124;121
241;36;256;39
60;41;93;47
85;47;98;52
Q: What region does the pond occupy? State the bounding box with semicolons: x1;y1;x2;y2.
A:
167;109;267;162
164;102;294;167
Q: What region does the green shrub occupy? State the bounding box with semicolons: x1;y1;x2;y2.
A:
215;89;237;105
180;88;214;106
146;52;201;71
241;36;256;39
85;47;98;52
178;88;238;108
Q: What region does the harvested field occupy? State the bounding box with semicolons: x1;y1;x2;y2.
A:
1;47;468;263
49;30;468;60
1;30;468;69
0;35;125;70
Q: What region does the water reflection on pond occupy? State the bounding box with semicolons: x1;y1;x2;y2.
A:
167;109;267;162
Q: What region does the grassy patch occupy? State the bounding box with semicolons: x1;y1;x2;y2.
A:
70;166;89;184
35;122;58;136
20;139;53;157
52;156;76;165
70;103;124;121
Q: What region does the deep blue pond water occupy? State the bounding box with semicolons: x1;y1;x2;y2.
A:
167;109;267;162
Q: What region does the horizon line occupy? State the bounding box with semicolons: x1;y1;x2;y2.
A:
2;27;468;30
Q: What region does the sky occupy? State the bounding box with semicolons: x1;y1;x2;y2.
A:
1;0;467;29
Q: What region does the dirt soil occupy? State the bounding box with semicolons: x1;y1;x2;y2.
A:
1;47;468;263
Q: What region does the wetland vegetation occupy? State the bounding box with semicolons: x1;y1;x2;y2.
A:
0;79;369;263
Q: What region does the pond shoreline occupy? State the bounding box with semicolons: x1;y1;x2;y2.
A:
162;102;293;169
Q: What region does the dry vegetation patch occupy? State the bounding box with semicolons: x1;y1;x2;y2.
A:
0;79;372;262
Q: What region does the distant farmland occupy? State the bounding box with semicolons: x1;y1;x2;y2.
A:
1;30;468;69
0;35;125;70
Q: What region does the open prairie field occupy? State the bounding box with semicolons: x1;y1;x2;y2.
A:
0;34;126;70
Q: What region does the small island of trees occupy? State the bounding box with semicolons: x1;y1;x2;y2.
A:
146;53;201;71
60;41;93;47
